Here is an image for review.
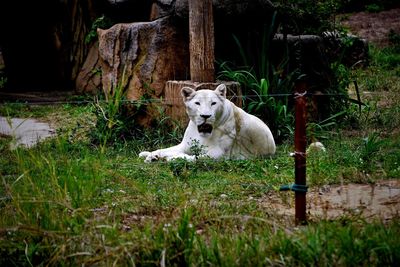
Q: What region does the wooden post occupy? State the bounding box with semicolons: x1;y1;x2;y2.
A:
294;81;308;225
189;0;215;82
164;1;241;124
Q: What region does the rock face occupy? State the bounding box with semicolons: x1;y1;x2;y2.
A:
76;42;102;93
97;16;189;101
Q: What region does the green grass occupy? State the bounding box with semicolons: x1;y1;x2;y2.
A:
1;122;399;265
1;44;400;265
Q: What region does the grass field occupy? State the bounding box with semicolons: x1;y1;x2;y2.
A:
1;44;399;266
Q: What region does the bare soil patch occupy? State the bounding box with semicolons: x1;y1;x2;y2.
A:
342;8;400;47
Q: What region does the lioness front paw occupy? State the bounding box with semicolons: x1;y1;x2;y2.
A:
139;151;162;163
145;154;161;163
139;151;151;158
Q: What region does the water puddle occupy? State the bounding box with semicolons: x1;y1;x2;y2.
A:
0;116;56;148
263;180;400;221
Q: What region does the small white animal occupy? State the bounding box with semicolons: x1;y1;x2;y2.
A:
307;141;326;153
139;84;276;162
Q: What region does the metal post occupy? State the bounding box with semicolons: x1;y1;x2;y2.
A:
294;81;307;224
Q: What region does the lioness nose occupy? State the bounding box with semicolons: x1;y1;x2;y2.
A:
200;114;211;119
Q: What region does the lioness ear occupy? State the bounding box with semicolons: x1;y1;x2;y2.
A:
181;87;196;101
215;84;226;99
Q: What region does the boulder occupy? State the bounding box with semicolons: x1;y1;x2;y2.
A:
76;42;102;93
97;16;189;123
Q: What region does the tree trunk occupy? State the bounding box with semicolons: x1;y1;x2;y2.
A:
189;0;215;82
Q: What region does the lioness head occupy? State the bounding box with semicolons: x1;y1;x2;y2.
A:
181;84;227;137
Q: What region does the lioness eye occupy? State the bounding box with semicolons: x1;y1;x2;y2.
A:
211;102;216;106
195;102;200;105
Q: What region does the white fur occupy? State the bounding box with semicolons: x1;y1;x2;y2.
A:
307;142;326;153
139;84;276;162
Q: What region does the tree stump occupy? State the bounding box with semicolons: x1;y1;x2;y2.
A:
164;81;241;127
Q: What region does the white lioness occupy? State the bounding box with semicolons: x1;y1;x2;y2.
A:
139;84;275;162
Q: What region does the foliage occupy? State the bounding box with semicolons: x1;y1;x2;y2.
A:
365;3;384;13
273;0;399;32
85;15;114;44
272;0;399;35
90;76;184;154
273;0;342;35
218;13;296;142
337;0;399;12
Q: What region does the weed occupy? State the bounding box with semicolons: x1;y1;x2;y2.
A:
91;73;139;151
188;138;207;159
360;132;383;161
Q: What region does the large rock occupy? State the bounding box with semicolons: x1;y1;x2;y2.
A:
76;42;102;93
97;16;189;123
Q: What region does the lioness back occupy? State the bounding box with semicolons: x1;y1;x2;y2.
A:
230;104;276;158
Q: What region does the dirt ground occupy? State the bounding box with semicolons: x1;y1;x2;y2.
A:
263;180;400;222
342;8;400;47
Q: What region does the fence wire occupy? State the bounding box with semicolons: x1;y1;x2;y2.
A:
0;92;371;106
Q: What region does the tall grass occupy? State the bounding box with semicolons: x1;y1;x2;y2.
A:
1;126;399;265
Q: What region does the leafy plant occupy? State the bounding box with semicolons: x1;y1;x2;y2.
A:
361;132;383;161
246;76;295;141
85;15;114;44
218;12;296;141
188;138;207;159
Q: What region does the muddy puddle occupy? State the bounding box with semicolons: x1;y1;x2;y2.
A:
262;180;400;221
0;116;56;148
